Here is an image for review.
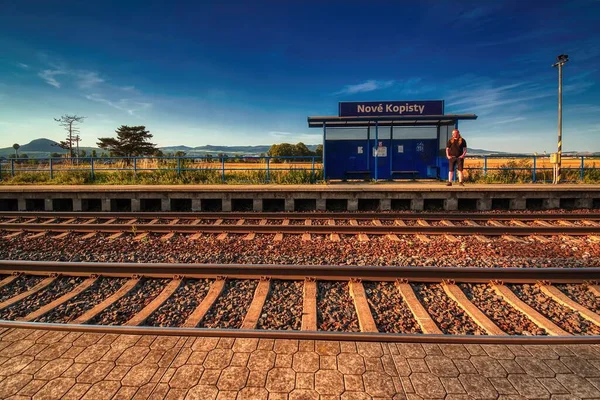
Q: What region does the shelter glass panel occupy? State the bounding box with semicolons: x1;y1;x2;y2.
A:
326;127;368;140
439;125;451;151
392;126;437;139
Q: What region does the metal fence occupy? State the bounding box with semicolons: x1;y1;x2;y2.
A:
1;154;598;183
462;155;600;182
0;155;323;183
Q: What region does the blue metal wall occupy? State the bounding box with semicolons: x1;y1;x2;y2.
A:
325;138;439;180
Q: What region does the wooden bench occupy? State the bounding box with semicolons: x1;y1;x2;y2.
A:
345;170;371;180
391;170;419;180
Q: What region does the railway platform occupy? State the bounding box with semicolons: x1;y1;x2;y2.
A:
0;328;598;399
1;183;599;212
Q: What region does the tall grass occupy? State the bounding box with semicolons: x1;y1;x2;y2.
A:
1;157;598;184
466;159;600;183
0;167;323;185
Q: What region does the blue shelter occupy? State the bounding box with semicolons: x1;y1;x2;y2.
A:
308;100;477;180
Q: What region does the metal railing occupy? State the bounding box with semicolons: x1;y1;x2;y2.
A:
1;154;598;184
462;155;600;183
0;155;323;183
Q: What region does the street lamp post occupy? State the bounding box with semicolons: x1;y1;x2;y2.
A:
552;54;569;184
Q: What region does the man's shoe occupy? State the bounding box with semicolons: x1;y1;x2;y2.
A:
446;182;452;186
458;182;464;186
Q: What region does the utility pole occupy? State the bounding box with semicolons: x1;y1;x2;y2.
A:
75;135;81;158
552;54;569;184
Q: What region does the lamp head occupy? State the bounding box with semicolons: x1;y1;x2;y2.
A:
557;54;569;63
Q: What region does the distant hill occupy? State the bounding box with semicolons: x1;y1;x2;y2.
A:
468;148;509;155
0;138;102;158
160;145;194;152
19;138;61;152
1;138;597;158
188;144;318;155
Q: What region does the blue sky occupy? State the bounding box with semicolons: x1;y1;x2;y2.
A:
0;0;599;152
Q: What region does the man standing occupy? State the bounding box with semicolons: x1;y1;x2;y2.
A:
446;129;467;186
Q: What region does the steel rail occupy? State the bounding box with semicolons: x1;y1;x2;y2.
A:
1;222;598;236
1;211;600;221
0;261;599;343
0;320;598;344
1;260;599;283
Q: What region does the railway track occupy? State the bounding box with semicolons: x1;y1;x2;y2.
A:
0;260;599;343
1;211;599;239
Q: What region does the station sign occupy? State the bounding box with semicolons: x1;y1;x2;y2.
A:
339;100;444;117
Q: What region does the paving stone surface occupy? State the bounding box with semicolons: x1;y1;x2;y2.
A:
0;329;598;399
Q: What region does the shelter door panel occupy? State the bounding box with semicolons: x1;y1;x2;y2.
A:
369;139;390;180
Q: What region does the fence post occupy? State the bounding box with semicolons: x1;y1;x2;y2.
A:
177;157;181;177
581;156;585;181
90;157;95;181
11;159;15;177
532;156;536;183
221;157;225;183
266;157;270;183
311;157;316;183
483;156;487;177
49;158;53;179
133;158;137;178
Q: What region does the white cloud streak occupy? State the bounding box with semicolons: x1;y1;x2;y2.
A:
77;71;104;89
85;93;152;116
268;131;321;143
38;69;66;88
335;80;395;95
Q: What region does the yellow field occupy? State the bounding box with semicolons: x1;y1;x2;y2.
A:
8;160;323;172
464;157;599;169
6;157;598;174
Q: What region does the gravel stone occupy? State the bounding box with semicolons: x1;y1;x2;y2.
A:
199;279;258;329
459;283;546;336
364;281;421;333
0;276;85;320
412;283;487;335
144;278;212;327
0;275;46;303
556;284;600;314
35;277;128;323
88;278;168;325
508;283;600;335
1;231;599;269
317;281;359;332
256;280;303;330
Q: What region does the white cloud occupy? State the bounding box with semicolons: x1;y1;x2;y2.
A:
565;104;600;114
121;86;138;93
38;69;66;88
486;117;527;125
335;80;395;95
85;93;152;116
268;130;321;143
76;71;104;89
17;63;30;69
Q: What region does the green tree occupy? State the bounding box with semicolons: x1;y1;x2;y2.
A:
80;149;87;157
97;125;158;159
50;152;62;158
91;150;97;158
314;144;323;158
174;151;186;157
294;142;312;156
12;143;20;157
268;143;299;163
